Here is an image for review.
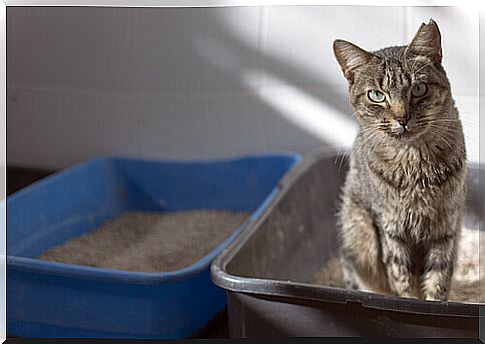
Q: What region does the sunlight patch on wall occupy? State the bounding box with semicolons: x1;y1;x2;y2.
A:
243;70;358;149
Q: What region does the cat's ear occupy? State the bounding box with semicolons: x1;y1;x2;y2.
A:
405;19;442;64
333;39;373;81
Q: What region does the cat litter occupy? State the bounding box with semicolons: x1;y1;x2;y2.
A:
39;210;250;273
311;225;483;303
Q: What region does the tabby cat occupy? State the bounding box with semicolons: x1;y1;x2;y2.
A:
334;19;466;301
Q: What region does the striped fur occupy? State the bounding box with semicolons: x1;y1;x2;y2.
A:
333;19;466;301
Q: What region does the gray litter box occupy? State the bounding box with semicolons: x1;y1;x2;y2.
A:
211;148;483;338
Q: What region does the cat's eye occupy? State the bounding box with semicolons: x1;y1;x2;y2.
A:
367;90;386;103
411;82;428;98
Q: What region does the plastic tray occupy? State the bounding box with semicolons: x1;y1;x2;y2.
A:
6;153;302;338
211;148;482;338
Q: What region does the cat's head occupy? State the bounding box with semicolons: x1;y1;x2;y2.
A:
333;19;452;140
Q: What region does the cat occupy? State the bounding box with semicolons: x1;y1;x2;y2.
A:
333;19;467;301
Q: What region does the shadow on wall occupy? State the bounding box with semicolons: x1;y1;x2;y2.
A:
138;6;361;155
10;7;461;167
191;6;478;160
191;8;358;150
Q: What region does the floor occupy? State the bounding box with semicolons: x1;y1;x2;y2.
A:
6;166;230;339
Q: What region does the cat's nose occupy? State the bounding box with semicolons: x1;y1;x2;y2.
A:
396;115;409;127
390;102;409;127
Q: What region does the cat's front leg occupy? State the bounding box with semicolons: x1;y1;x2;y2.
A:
381;231;415;298
421;235;456;301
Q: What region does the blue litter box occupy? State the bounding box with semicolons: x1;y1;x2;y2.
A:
5;153;302;338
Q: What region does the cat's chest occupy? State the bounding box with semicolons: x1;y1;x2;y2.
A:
364;146;465;240
365;145;460;191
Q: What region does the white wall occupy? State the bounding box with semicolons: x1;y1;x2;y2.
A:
7;6;479;169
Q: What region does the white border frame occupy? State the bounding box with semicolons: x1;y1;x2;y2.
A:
0;2;481;343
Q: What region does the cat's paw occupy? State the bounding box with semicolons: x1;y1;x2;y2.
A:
423;285;449;301
399;291;418;299
424;293;447;302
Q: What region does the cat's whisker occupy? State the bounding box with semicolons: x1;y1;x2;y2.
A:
424;123;476;146
335;148;352;171
425;126;459;151
352;128;382;159
415;118;459;123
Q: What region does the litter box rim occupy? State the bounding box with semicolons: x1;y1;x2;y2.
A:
5;153;303;285
211;147;483;318
5;152;303;205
